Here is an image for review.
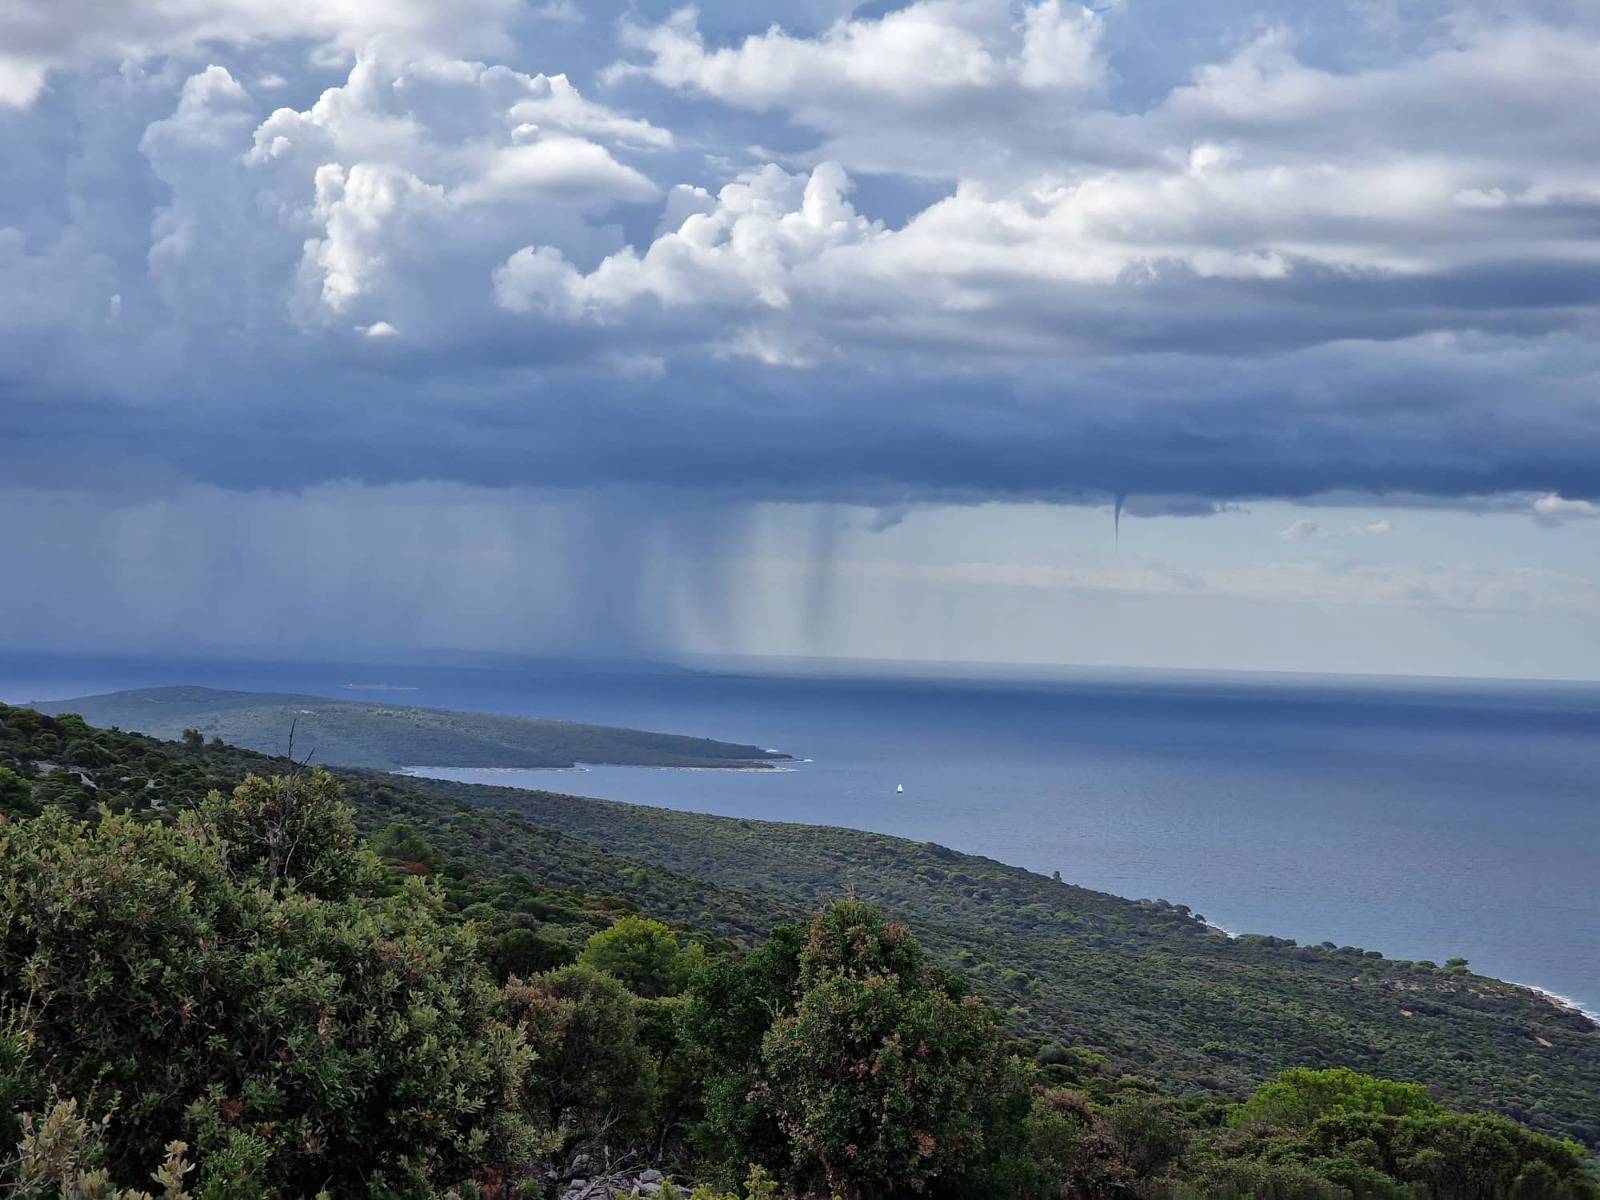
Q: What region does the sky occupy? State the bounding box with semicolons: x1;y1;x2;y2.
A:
3;0;1600;679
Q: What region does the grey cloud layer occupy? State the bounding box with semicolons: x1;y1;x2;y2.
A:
3;0;1600;510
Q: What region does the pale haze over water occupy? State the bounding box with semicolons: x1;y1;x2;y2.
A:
6;654;1598;1017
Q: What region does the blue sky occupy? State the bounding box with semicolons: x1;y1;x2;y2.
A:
3;0;1600;678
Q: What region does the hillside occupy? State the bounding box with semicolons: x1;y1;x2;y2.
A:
30;685;789;770
3;701;1598;1151
398;773;1600;1148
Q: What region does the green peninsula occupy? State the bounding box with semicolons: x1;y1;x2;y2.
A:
31;685;789;770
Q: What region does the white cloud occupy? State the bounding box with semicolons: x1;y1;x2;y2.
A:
1531;494;1599;527
492;245;588;319
0;0;521;107
1358;519;1394;535
1017;0;1103;89
611;8;1600;297
1279;519;1321;542
453;137;658;206
615;1;1102;108
300;162;448;318
126;55;669;334
496;160;884;355
483;14;1600;371
612;0;1105;178
488;153;1373;362
245;56;668;195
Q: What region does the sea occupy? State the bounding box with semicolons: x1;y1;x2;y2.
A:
3;651;1597;1017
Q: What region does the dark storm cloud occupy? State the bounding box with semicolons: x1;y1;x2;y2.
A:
6;325;1599;507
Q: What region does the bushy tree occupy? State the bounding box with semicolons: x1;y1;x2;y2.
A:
507;963;651;1189
491;925;576;980
0;772;541;1195
369;820;443;874
1231;1067;1439;1130
188;769;367;898
757;901;1031;1198
1005;1088;1135;1200
1200;1069;1599;1199
0;766;38;819
580;915;702;998
1103;1092;1189;1178
1172;1158;1352;1199
679;924;806;1183
1385;1110;1595;1197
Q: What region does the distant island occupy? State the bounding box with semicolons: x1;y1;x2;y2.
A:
32;685;791;771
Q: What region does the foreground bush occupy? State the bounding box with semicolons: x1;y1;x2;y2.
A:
7;1098;195;1200
682;900;1032;1198
508;962;652;1188
0;771;540;1195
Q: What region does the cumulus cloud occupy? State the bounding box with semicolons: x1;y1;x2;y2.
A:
594;5;1600;361
473;11;1600;379
2;0;1600;521
0;0;521;107
128;53;669;336
614;0;1104;107
1531;494;1600;528
495;160;884;361
611;0;1105;178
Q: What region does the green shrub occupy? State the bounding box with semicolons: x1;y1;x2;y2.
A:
678;924;806;1184
1204;1069;1599;1199
1173;1158;1352;1199
1006;1087;1133;1199
0;772;540;1194
758;901;1031;1198
507;963;651;1170
579;915;703;998
0;766;38;819
1232;1068;1440;1130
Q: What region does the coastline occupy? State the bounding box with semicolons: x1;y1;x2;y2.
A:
402;759;798;777
1510;982;1600;1029
403;761;1600;1036
1201;922;1599;1030
395;767;1600;1031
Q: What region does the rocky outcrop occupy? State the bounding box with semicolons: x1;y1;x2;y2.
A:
560;1167;670;1199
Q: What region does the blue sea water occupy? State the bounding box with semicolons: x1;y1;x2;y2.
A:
4;652;1598;1016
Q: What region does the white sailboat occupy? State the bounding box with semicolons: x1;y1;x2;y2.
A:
895;783;905;794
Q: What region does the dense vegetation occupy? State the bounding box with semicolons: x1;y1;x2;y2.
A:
396;776;1600;1150
31;688;789;770
2;702;1598;1199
